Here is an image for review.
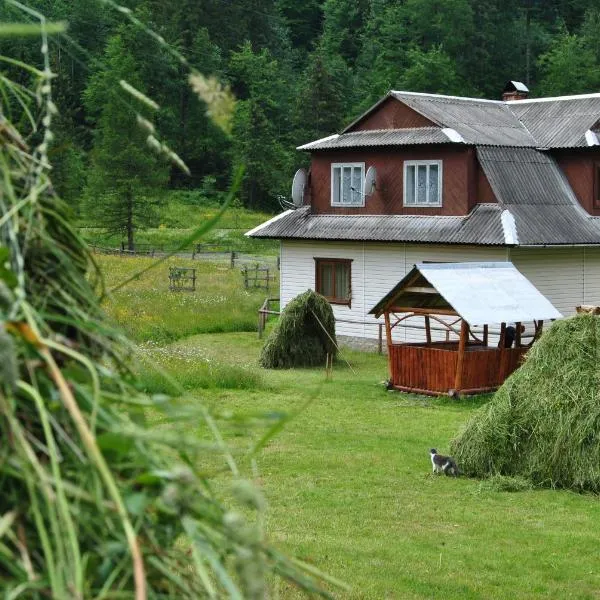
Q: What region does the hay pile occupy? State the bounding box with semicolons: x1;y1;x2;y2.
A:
451;314;600;491
260;290;337;368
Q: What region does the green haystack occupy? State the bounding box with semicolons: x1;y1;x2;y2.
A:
451;314;600;491
260;290;337;368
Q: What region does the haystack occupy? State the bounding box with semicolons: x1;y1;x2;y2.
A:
260;290;337;368
451;314;600;491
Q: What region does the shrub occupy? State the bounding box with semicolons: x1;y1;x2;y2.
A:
260;290;337;368
451;315;600;491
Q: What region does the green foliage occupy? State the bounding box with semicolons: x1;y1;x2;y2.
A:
537;30;600;96
82;27;170;249
260;290;337;368
400;46;465;95
451;315;600;491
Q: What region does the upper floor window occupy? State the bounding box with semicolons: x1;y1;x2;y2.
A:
404;160;442;207
331;163;365;206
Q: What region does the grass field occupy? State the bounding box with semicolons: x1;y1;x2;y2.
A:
98;253;600;599
82;195;279;255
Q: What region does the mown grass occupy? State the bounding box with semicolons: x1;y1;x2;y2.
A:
97;254;276;343
99;256;600;599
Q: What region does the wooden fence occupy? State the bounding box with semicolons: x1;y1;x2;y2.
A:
242;264;273;291
169;267;196;291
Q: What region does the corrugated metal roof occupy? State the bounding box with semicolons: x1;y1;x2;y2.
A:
477;146;600;245
327;91;600;150
370;262;563;326
297;127;453;151
246;204;506;245
390;92;537;146
509;96;600;148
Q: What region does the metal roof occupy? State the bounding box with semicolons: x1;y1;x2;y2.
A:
326;91;600;150
297;127;454;151
389;92;537;146
246;204;507;245
477;146;600;245
508;95;600;148
369;262;563;326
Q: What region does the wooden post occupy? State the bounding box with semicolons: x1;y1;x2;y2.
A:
483;324;488;346
535;320;544;341
515;321;522;348
454;319;469;394
378;323;383;355
424;315;432;345
498;322;508;383
499;322;506;348
230;251;235;269
384;312;394;384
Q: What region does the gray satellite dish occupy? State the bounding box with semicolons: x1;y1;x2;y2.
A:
364;166;377;197
291;168;307;207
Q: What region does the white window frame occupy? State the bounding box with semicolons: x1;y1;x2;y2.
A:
331;162;365;207
403;160;443;207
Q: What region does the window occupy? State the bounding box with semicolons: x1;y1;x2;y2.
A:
331;163;365;206
315;258;352;305
404;160;442;206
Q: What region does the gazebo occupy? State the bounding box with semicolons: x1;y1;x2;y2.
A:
370;262;562;396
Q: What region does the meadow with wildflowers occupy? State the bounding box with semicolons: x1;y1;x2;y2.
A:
99;254;600;600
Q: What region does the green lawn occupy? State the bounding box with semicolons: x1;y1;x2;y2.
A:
98;255;600;599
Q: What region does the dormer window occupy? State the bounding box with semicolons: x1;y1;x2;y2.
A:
331;163;365;206
404;160;442;207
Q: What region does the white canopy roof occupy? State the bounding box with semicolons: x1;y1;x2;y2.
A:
370;262;563;326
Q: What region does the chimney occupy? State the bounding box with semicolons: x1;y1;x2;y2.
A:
502;80;529;102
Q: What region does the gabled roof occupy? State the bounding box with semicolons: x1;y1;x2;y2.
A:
322;90;600;150
477;147;600;245
388;92;537;147
369;262;563;326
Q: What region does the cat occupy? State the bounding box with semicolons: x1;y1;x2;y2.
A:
430;449;459;477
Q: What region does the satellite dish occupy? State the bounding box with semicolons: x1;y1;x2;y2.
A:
364;166;377;197
291;168;307;208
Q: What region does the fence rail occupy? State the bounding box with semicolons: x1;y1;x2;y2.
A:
90;244;279;269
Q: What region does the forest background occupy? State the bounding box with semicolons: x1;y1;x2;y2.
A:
2;0;600;235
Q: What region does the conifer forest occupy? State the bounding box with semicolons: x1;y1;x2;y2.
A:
3;0;600;216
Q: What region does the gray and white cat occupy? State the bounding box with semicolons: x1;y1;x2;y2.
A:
430;449;459;477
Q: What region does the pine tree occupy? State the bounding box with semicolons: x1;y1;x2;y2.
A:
83;28;169;249
230;42;294;210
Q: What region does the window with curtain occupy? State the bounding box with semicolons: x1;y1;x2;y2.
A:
404;160;442;206
331;163;365;206
315;258;352;305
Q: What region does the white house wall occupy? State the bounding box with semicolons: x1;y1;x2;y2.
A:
280;241;600;344
509;247;600;315
280;240;507;343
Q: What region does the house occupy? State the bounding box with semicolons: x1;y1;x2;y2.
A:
246;82;600;347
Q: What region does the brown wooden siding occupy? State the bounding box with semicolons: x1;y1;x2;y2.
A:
389;342;527;395
349;97;435;131
556;150;600;216
476;162;497;204
310;147;473;216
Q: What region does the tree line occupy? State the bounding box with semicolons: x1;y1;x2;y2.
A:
1;0;599;245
